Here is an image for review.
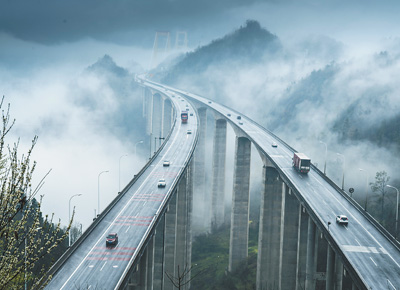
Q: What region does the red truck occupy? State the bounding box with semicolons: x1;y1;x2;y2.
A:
181;111;188;123
293;152;311;174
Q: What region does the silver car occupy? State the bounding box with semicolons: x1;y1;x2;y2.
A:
158;179;166;188
336;215;348;225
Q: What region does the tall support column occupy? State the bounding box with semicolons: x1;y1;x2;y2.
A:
229;137;251;272
305;217;317;290
175;172;188;288
316;232;328;289
334;257;343;290
280;186;300;290
170;105;174;132
127;266;139;289
193;108;208;231
326;245;335;290
296;206;309;290
163;99;172;138
160;97;165;141
145;90;153;135
185;161;194;289
256;165;283;290
146;236;155;290
142;86;147;118
163;192;177;290
211;118;227;231
139;248;148;290
152;93;163;150
153;216;165;290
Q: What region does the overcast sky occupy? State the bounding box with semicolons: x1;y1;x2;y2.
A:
1;0;400;229
2;0;400;50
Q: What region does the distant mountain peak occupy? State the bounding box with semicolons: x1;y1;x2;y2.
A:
160;20;281;83
86;54;128;77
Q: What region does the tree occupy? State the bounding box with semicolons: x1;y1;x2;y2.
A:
0;98;70;289
165;264;205;290
370;170;390;223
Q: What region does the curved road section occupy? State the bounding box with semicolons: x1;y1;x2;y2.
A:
45;88;198;289
145;79;400;290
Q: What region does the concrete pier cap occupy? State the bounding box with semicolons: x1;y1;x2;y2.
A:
255;144;278;170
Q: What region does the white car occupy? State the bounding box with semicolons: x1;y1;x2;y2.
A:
271;142;278;148
187;130;192;134
336;215;348;225
158;179;166;188
163;161;170;167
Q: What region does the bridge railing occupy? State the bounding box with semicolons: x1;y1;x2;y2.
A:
42;92;178;286
142;80;399;289
115;84;199;289
195;87;400;252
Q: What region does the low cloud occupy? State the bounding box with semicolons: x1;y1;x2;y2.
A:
0;47;148;230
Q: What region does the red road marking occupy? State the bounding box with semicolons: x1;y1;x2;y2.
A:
86;257;131;261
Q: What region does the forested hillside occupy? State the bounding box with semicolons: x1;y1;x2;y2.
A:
159;20;400;154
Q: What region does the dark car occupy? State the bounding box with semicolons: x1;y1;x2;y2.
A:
106;233;118;246
237;116;241;120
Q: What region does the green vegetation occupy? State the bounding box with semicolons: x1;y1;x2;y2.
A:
367;171;399;235
0;99;70;289
191;220;259;289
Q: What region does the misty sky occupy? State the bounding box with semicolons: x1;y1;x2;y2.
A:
2;0;400;50
1;0;400;229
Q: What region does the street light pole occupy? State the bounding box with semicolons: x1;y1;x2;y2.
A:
134;140;144;160
69;193;82;247
359;169;369;211
98;170;109;215
336;153;345;190
386;185;399;239
119;154;128;192
319;140;327;175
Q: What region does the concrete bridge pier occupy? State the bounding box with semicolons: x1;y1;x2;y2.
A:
326;244;335;290
152;93;163;151
163;191;177;290
334;256;343;290
153;216;165;290
175;171;189;289
193;107;209;232
229;136;251;272
141;86;147;119
296;205;309;290
146;236;155;290
185;161;194;289
305;217;317;290
256;163;284;290
144;89;153;135
211;117;227;232
160;164;193;290
126;248;148;290
162;98;173;142
280;185;300;290
139;247;148;290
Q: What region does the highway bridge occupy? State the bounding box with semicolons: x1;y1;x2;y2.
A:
44;77;400;290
